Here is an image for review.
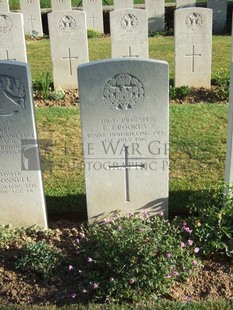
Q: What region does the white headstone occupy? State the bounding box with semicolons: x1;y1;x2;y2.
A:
225;62;233;185
0;61;47;228
82;0;104;33
207;0;227;34
51;0;71;12
48;10;89;89
0;0;9;12
19;0;43;37
145;0;165;33
114;0;133;11
110;9;148;59
0;13;27;63
174;8;212;88
176;0;196;9
78;59;169;222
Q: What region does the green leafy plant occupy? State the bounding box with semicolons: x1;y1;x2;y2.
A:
169;85;192;100
212;68;230;101
16;240;63;281
70;212;201;303
48;87;65;100
186;183;233;258
40;72;53;100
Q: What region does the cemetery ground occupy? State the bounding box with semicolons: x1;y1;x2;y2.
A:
1;35;233;309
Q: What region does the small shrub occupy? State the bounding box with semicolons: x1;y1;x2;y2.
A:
16;240;63;281
87;29;103;38
187;183;233;258
169;85;192;100
70;212;201;303
48;87;65;100
212;68;230;101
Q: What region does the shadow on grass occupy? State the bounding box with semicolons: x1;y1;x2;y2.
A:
46;194;88;226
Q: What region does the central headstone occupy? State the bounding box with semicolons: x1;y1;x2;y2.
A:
0;61;47;228
78;59;169;222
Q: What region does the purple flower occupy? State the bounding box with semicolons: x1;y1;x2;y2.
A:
180;242;185;248
194;247;200;253
183;226;192;234
70;293;77;299
75;238;80;244
188;239;193;246
104;218;110;223
118;225;123;231
109;277;114;282
68;265;73;271
82;289;87;293
87;257;93;263
193;259;199;266
129;278;135;284
80;232;85;238
93;283;99;289
173;271;179;276
167;273;172;278
167;253;172;258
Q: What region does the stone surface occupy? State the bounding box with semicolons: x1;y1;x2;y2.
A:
78;59;169;222
207;0;227;34
0;13;27;63
174;8;212;88
114;0;133;11
225;62;233;185
82;0;103;33
0;0;9;12
19;0;43;36
48;10;89;89
110;9;148;59
176;0;196;8
0;61;47;228
51;0;71;11
145;0;165;33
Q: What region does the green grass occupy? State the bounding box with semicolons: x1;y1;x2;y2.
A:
27;35;231;82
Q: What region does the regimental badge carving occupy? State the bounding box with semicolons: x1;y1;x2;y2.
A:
120;14;138;32
26;0;34;4
103;73;144;112
58;15;76;32
185;12;203;30
0;76;26;116
0;15;13;33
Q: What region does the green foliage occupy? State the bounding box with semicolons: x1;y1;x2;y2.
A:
48;87;65;100
70;212;201;303
187;183;233;258
16;240;63;281
169;85;192;100
87;29;103;39
39;72;53;100
212;68;230;101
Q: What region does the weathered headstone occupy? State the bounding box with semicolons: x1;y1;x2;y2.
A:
176;0;196;9
78;59;169;222
110;9;148;59
0;61;47;228
82;0;103;33
175;8;212;88
114;0;133;11
145;0;165;33
19;0;43;36
51;0;71;12
0;13;27;63
225;62;233;185
0;0;9;12
207;0;227;34
48;10;89;89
